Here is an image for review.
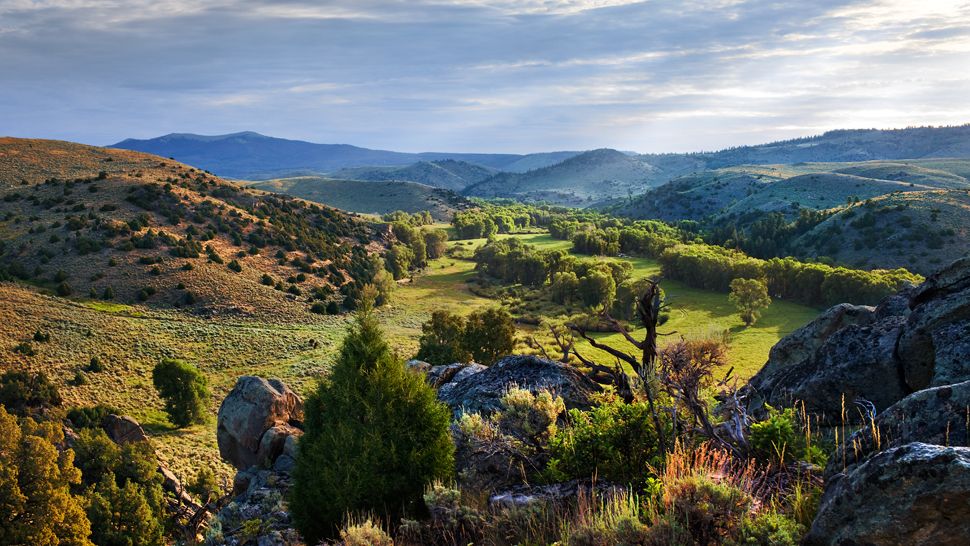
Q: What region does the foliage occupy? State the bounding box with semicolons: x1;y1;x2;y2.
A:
0;405;94;546
546;394;670;487
415;310;472;365
332;518;394;546
0;371;62;416
67;405;119;430
188;467;221;504
729;277;772;326
738;511;804;546
290;297;454;543
496;388;565;448
461;307;516;365
749;405;826;467
151;359;210;427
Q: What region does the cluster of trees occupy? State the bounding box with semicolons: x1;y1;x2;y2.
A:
451;203;558;239
416;307;516;365
473;238;636;311
569;221;685;258
381;210;433;226
385;221;449;279
658;243;922;307
708;209;829;259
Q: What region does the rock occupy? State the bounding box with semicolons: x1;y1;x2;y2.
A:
805;443;970;546
426;362;486;388
256;424;303;470
897;258;970;391
748;314;908;422
213;466;302;546
827;380;970;476
744;304;876;412
437;355;600;416
103;414;149;444
489;480;625;509
217;376;304;470
405;359;432;373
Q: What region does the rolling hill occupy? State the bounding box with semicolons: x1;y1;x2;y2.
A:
791;189;970;274
112;132;579;179
463;148;673;205
0;137;383;319
332;159;495;191
250;176;472;220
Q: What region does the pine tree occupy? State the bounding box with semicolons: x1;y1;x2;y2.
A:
290;287;454;543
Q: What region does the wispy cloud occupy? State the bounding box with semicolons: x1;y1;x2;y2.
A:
0;0;968;152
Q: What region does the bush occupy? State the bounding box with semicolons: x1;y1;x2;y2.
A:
0;406;93;545
546;394;669;487
227;259;242;272
151;359;210;427
333;518;394;546
0;370;62;415
290;295;454;543
88;356;105;372
56;281;73;296
188;466;221;504
67;404;119;429
738;511;804;546
664;474;752;544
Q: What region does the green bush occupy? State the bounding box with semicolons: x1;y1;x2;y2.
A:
461;307;515;365
416;310;472;365
67;404;119;429
546;395;669;486
738;511;804;546
0;371;62;415
151;359;210;427
290;296;454;543
749;405;825;467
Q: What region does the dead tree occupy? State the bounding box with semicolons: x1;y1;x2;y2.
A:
568;280;671;456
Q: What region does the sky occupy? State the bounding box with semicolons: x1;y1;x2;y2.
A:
1;0;969;153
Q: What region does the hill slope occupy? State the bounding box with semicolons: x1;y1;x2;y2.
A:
0;138;382;319
332;159;494;191
250;177;472;220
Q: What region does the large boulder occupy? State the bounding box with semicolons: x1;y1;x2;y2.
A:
217;376;304;470
805;443;970;546
747;314;908;422
827;380;970;476
897;258;970;391
437;355;601;417
102;414;149;444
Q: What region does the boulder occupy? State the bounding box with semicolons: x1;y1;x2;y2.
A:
744;303;876;412
427;362;485;388
405;359;432;374
217;376;304;470
103;414;149;444
805;443;970;546
897;258;970;391
827;380;970;476
748;315;908;422
437;355;601;417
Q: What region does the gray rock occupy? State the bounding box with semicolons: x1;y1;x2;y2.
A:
217;376;304;470
745;303;876;412
438;355;600;417
897;259;970;391
827;380;970;476
405;359;432;373
748;314;908;422
806;443;970;546
427;362;486;388
103;414;149;444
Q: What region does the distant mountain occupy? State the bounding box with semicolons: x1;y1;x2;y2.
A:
250;177;472;220
464;149;673;205
332;159;495;191
111;132;579;180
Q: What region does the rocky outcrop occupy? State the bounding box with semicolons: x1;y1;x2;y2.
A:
217;376;304;471
826;380;970;476
210;377;305;546
746;258;970;422
805;443;970;546
103;414;149;444
436;355;600;416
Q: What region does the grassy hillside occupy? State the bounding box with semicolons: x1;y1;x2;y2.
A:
0;138;381;320
465;149;666;205
332;159;494;191
250;176;472;220
792;189;970;274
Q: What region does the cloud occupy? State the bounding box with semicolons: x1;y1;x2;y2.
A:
0;0;968;152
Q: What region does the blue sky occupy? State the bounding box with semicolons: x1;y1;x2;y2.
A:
1;0;969;153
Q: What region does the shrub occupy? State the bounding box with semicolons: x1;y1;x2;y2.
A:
664;474;752;544
0;406;93;545
546;394;669;487
0;370;62;415
102;286;114;300
334;518;393;546
188;466;221;504
67;404;119;429
310;301;328;314
33;330;50;342
88;356;105;372
496;388;564;448
749;405;826;467
738;511;803;546
151;359;210;427
56;281;73;296
227;259;242;272
290;294;454;543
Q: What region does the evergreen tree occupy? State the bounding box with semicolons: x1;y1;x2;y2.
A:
0;405;94;546
290;290;454;543
151;359;210;427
